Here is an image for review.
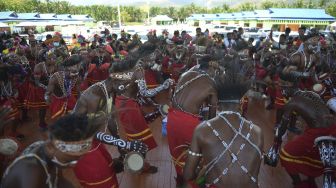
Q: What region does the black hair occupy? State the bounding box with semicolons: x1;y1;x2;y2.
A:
137;41;157;57
38;49;48;62
46;34;52;40
49;114;100;141
198;55;213;70
175;40;184;45
285;27;291;33
279;71;299;83
109;42;157;73
20;38;28;46
217;58;251;100
63;54;83;67
299;26;306;31
0;67;8;81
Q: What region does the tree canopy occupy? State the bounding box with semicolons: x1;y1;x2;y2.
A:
0;0;335;22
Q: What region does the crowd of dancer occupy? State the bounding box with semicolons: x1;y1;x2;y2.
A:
0;25;335;188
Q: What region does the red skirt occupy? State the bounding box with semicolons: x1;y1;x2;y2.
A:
274;87;287;109
80;79;89;91
255;64;267;80
49;95;76;120
86;64;110;85
24;83;48;109
74;140;119;188
16;79;30;109
144;69;159;88
171;63;185;83
0;99;20;120
115;95;157;151
280;125;336;177
166;108;201;177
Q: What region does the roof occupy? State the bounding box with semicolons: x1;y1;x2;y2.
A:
17;13;40;20
267;8;335;21
0;11;94;22
151;15;173;21
71;15;94;21
186;8;335;22
39;13;57;20
57;14;72;20
0;11;18;21
15;21;84;27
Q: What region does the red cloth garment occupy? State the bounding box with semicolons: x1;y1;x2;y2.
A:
170;63;185;82
166;108;201;177
86;63;110;85
144;69;159;88
274;87;287;109
24;83;48;109
0;99;20;120
16;79;29;109
266;86;276;100
299;78;314;90
280;125;336;177
255;64;267;80
120;50;128;56
74;140;119;188
115;95;157;150
49;95;76;120
240;95;249;117
80;79;89;91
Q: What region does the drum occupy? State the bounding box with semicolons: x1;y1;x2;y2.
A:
159;104;170;116
315;136;336;167
327;98;336;113
313;83;326;96
124;151;145;173
319;73;329;80
195;45;206;54
314;136;336;188
0;137;19;156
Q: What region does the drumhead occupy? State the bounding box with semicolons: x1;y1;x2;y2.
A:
313;84;325;95
0;138;19;156
327;98;336;113
125;152;144;173
315;136;336;145
159;104;170;116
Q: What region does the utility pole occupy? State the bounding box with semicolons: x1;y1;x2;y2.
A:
147;0;150;25
117;2;122;31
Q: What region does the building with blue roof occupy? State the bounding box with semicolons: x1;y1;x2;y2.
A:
186;8;335;32
0;11;95;33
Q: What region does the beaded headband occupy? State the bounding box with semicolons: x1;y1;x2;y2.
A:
54;138;92;153
110;71;134;81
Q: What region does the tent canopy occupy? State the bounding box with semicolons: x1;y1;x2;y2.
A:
151;15;173;22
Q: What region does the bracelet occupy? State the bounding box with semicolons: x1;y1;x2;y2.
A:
44;93;50;101
188;150;202;157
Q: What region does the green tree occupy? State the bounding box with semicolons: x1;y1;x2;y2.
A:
326;3;336;17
